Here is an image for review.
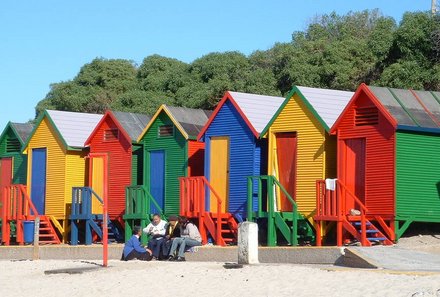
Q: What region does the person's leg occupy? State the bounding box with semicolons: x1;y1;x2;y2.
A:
153;238;165;259
161;239;172;259
138;250;153;261
168;237;183;259
177;238;201;258
184;238;202;250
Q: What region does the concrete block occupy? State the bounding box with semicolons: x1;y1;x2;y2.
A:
238;222;259;264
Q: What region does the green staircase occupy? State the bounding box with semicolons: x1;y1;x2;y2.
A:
247;175;315;246
123;185;164;245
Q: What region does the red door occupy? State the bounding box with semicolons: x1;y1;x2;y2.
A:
343;138;366;211
276;132;297;211
0;157;13;187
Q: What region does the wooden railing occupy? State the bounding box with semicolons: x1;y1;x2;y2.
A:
71;186;108;266
247;175;299;246
1;185;40;245
125;185;163;217
315;179;372;245
179;176;222;245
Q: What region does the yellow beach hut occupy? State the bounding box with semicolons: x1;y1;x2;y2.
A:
257;86;353;245
22;110;102;242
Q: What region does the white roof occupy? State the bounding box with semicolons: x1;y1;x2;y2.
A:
47;110;103;148
296;86;354;128
229;91;285;135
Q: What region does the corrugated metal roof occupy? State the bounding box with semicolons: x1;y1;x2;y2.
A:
10;122;34;144
47;110;103;148
165;106;212;138
296;86;354;129
368;86;440;129
112;111;151;141
228;92;285;134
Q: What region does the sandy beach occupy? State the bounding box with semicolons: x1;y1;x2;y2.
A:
1;234;440;297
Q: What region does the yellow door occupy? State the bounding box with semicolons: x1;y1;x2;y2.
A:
209;137;229;213
90;157;104;214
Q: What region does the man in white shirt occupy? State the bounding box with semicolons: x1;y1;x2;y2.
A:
143;213;167;259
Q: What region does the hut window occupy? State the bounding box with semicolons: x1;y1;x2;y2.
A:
6;138;20;152
355;106;378;126
104;129;119;141
159;125;173;137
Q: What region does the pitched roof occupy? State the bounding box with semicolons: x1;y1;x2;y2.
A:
165;106;212;139
198;91;285;139
137;105;212;141
296;86;354;129
10;122;34;144
260;86;354;135
367;86;440;130
331;84;440;134
46;110;103;148
112;111;151;141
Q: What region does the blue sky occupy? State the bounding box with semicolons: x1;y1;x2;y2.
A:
0;0;430;131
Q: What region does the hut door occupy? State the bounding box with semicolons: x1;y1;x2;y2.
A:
89;156;105;214
0;157;13;187
209;137;229;213
275;132;297;211
343;138;366;210
150;150;165;214
31;148;46;215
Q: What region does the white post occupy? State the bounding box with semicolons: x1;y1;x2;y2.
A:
33;217;40;260
237;221;259;264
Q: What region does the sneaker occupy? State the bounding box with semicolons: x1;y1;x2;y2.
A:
176;256;186;262
168;255;175;261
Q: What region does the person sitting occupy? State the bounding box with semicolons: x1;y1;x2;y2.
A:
161;215;181;258
122;226;153;261
168;216;202;262
143;213;167;259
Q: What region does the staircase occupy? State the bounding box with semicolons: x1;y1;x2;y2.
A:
179;176;239;246
314;179;394;246
247;175;315;246
123;185;163;245
344;216;393;246
70;187;118;245
0;185;61;245
33;216;61;244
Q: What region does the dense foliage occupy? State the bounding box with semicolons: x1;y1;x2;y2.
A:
35;10;440;117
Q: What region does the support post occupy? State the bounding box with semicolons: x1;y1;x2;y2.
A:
32;217;40;260
238;221;259;265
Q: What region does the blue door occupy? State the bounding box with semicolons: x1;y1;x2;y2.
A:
149;150;165;214
31;148;47;215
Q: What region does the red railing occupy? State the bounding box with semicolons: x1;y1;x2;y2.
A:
179;176;222;245
1;185;40;245
315;179;369;246
316;179;368;218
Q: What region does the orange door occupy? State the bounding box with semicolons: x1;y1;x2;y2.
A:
0;157;13;187
89;156;105;214
209;137;229;213
343;138;366;211
275;132;297;211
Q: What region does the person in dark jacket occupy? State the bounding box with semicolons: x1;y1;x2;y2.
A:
122;227;153;261
161;215;181;258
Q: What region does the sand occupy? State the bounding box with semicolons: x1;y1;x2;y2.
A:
1;259;440;297
1;234;440;297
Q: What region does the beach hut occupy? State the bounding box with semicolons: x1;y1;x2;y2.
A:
0;122;33;244
69;111;150;244
0;122;33;187
195;91;284;242
257;86;353;246
315;84;440;246
22;110;102;242
129;105;210;242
